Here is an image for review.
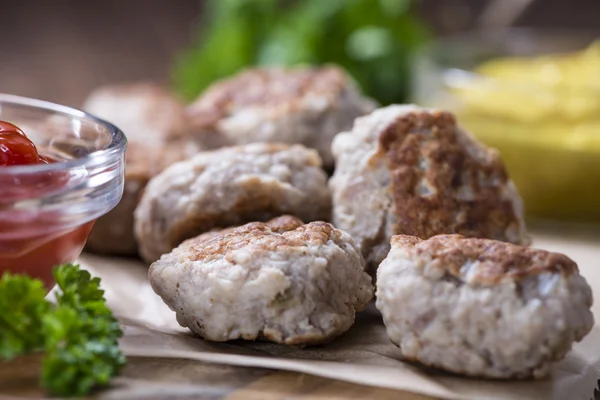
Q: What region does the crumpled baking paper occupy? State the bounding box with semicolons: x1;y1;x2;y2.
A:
78;224;600;400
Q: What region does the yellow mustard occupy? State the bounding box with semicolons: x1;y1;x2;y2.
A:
450;40;600;222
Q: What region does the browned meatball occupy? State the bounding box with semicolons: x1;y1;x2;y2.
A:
377;234;594;379
187;65;376;168
149;216;373;345
329;105;530;271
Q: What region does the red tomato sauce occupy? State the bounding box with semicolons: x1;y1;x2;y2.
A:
0;120;95;289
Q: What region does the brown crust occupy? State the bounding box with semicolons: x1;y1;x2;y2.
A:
178;216;339;262
167;196;287;252
390;234;423;248
182;215;305;246
376;109;522;243
392;234;578;284
187;65;349;129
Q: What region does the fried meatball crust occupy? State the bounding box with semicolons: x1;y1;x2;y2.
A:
149;216;374;345
376;234;594;379
330;105;529;270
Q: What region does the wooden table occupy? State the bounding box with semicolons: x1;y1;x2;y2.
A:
1;354;435;399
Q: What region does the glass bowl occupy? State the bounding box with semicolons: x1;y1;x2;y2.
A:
0;93;126;289
410;28;600;223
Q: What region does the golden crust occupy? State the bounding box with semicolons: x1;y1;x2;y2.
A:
182;215;304;246
375;109;526;244
391;234;578;284
177;216;341;263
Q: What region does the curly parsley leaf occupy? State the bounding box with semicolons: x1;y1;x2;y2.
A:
42;309;125;397
0;264;125;397
0;273;50;359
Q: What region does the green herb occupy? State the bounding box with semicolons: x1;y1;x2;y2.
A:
172;0;429;105
0;274;49;358
0;264;125;397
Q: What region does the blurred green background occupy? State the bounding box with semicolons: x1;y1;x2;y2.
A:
1;0;599;107
172;0;429;105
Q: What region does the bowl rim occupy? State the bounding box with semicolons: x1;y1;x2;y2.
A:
421;26;600;54
414;27;600;93
0;93;127;175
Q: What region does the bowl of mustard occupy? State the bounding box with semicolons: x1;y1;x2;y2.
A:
411;29;600;223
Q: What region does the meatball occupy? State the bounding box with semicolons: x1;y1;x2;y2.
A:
186;65;376;168
134;143;332;263
329;105;529;270
149;216;374;345
376;234;594;379
82;83;199;256
82;82;190;144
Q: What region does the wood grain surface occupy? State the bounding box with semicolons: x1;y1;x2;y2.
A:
0;353;438;399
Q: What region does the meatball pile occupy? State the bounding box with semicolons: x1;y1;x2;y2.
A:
83;66;374;257
81;68;593;378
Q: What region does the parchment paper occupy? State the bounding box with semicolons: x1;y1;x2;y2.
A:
79;225;600;400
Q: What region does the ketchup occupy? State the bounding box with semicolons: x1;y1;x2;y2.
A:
0;121;50;166
0;120;94;289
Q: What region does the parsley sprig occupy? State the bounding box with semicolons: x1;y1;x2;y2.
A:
0;264;125;397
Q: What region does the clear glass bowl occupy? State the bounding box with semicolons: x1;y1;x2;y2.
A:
411;28;600;223
0;93;126;288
